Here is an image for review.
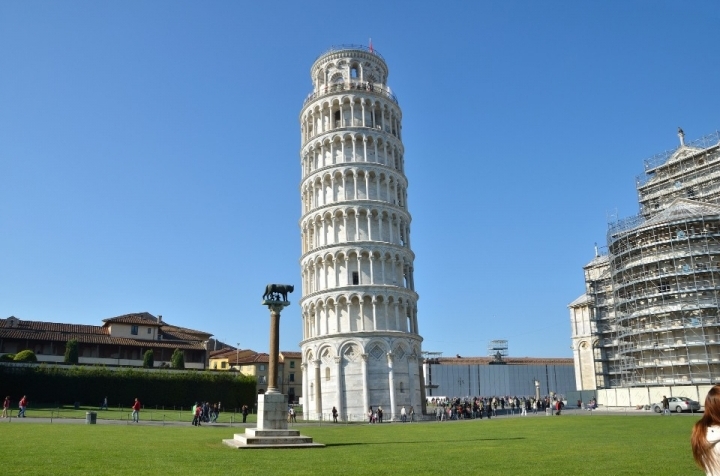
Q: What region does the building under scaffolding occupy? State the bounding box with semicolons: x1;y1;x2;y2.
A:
570;130;720;405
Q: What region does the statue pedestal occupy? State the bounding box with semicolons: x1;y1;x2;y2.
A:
258;392;287;430
223;393;324;449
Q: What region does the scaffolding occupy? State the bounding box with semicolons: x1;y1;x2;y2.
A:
609;202;720;387
636;131;720;217
583;252;615;389
586;131;720;390
487;340;508;361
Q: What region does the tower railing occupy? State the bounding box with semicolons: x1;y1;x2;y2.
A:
303;81;398;107
313;44;385;62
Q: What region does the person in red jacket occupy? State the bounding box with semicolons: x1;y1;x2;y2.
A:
2;396;10;418
18;395;27;418
132;398;141;423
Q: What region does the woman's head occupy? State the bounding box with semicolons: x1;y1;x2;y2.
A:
705;386;720;424
692;385;720;472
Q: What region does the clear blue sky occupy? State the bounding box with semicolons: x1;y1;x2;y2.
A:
1;1;719;358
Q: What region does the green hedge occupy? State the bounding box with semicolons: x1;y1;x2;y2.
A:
0;364;256;409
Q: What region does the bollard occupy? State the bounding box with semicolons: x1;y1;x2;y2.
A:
86;412;97;424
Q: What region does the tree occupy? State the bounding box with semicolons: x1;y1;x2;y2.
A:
13;350;38;362
143;349;154;368
64;339;79;364
171;348;184;369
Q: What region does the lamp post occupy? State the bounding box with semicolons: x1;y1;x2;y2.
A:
236;343;240;371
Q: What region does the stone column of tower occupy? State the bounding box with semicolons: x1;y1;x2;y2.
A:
298;45;423;421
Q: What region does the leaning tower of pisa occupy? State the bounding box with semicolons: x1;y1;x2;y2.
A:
298;45;423;421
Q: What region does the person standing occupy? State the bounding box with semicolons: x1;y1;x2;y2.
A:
132;398;141;423
377;406;383;423
400;406;407;423
692;385;720;475
409;406;415;422
332;406;338;423
2;396;10;418
662;395;670;415
192;403;202;426
242;404;249;423
100;397;108;410
18;395;27;418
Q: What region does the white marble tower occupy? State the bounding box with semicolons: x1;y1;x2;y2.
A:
299;45;423;421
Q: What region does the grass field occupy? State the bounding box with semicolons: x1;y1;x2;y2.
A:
0;415;702;475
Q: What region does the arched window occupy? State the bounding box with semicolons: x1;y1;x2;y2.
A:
325;367;331;381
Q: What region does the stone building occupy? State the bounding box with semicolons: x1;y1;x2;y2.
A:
298;45;423;421
570;130;720;405
0;312;210;369
209;349;302;402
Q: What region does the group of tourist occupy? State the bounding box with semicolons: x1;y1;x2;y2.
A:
366;405;415;423
430;395;568;421
191;401;222;426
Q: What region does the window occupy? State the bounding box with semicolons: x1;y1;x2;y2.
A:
213;363;217;369
325;367;330;381
147;328;152;334
259;376;267;384
259;364;266;371
221;362;227;369
289;373;295;382
352;271;359;285
290;361;295;369
131;325;138;335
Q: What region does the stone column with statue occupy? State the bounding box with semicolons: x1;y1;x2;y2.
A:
223;284;323;449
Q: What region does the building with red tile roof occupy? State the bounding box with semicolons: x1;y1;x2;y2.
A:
0;312;212;369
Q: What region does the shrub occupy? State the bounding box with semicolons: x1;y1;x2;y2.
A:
0;354;15;362
64;340;79;364
171;349;184;369
13;350;38;362
143;350;154;368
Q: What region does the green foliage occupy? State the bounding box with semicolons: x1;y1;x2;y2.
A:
64;340;79;364
0;353;16;362
171;348;184;369
142;350;154;368
13;350;38;362
0;365;256;409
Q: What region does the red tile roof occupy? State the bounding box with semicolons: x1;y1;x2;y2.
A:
0;315;209;351
102;312;163;326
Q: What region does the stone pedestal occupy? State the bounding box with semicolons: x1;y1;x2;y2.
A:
258;392;287;430
223;393;324;449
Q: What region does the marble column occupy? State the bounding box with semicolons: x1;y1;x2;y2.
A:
314;359;323;419
334;356;343;420
387;352;396;421
361;353;369;417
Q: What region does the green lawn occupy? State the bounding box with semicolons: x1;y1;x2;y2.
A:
0;415;700;475
5;405;256;424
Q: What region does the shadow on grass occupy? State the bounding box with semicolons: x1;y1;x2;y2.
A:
324;437;525;447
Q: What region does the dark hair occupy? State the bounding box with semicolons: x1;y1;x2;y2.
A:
692;385;720;472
